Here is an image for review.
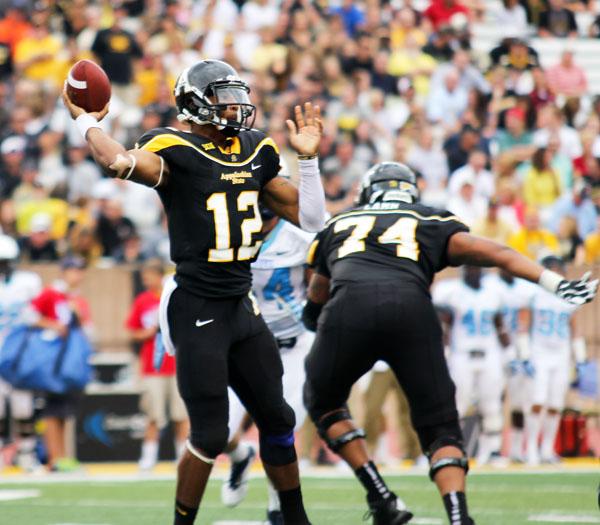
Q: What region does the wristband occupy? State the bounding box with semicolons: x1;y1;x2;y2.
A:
75;113;101;139
298;154;318;160
538;269;563;294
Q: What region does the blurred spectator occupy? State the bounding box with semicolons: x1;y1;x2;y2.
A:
537;0;578;38
95;198;137;259
493;0;528;38
431;49;490;95
66;223;101;266
546;49;588;98
426;67;469;130
490;38;540;71
422;26;457;62
508;207;559;259
446;173;487;226
330;0;365;37
444;125;488;173
448;149;494;201
534;105;582;160
321;170;357;216
126;259;188;470
0;135;26;198
472;198;515;244
65;145;102;204
321;137;367;185
494;107;533;155
522;147;562;212
496;177;525;230
529;68;556;110
14;4;62;88
115;232;146;264
407;127;449;204
583;215;600;263
555;215;585;263
18;212;59;262
91;6;142;105
31;256;91;472
0;7;31;56
388;34;437;97
547;179;598;237
423;0;471;31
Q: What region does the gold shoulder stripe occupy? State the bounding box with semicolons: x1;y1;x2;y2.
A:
306;239;319;265
328;208;466;225
139;133;279;166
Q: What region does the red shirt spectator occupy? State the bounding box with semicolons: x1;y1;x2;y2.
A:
126;289;175;376
31;283;91;327
424;0;470;30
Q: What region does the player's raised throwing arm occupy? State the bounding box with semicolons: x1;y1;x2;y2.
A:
261;103;326;232
61;88;168;188
447;232;598;305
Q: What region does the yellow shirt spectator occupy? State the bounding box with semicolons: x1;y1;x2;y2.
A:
584;231;600;264
522;149;562;208
508;227;559;260
388;36;436;96
14;28;62;87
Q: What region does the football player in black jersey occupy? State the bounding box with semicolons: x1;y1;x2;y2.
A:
63;60;326;525
302;162;597;525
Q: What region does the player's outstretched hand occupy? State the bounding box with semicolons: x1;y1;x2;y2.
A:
62;83;109;122
556;271;598;305
287;102;323;157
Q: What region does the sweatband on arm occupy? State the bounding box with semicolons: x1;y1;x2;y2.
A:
538;269;563;294
75;113;101;139
298;157;326;232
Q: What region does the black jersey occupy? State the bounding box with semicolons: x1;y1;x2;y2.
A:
136;126;280;298
308;201;469;293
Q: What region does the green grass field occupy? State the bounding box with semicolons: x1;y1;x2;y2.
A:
0;470;598;525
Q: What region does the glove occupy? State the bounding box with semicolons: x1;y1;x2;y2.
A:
571;361;587;388
556;272;599;305
521;360;535;377
153;330;166;371
508;359;521;376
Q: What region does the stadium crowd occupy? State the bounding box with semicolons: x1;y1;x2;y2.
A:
0;0;598;266
0;0;598;477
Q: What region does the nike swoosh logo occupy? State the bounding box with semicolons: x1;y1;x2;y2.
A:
176;506;188;516
251;163;262;170
195;319;214;328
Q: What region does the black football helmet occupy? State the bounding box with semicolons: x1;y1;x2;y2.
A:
174;60;256;135
357;162;419;205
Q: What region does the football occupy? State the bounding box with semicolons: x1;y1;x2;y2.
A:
66;59;111;113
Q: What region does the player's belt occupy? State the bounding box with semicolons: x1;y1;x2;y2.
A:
276;337;297;350
468;349;486;359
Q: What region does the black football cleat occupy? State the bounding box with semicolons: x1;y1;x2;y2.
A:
364;495;413;525
266;509;284;525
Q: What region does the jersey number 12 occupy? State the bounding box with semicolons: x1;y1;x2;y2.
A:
207;191;262;262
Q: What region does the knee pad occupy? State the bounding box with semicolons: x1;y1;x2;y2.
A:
511;410;524;429
185;440;215;465
417;419;469;481
315;407;366;453
260;431;297;466
482;414;503;435
189;424;228;460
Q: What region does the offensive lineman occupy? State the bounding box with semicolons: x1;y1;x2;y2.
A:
523;256;586;466
302;162;597;525
0;235;42;471
63;59;326;525
223;207;315;525
433;266;510;465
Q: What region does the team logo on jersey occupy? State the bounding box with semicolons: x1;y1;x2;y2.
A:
201;142;216;151
221;171;252;184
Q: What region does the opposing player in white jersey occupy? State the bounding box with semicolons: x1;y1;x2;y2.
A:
0;235;42;471
483;270;536;462
433;266;510;465
221;207;315;525
523;256;585;466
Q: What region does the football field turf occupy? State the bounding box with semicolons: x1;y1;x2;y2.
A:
0;466;598;525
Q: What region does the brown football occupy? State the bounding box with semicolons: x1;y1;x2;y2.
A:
66;59;111;113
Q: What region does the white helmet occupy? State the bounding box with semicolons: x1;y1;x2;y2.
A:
0;235;19;261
